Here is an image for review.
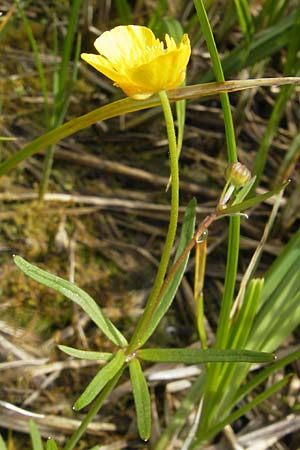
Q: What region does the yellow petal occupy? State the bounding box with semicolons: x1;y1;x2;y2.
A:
94;25;160;67
81;27;191;99
81;53;119;81
164;34;177;51
127;36;191;93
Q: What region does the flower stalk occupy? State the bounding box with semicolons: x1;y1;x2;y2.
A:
127;90;179;353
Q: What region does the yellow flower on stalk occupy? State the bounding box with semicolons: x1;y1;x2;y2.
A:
81;25;191;99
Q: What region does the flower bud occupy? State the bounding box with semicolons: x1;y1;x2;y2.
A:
225;162;251;188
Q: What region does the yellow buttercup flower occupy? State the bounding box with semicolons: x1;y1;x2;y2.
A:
81;25;191;99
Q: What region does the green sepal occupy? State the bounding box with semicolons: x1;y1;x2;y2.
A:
232;176;256;205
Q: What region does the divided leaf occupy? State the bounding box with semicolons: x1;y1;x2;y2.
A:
14;256;127;347
138;348;274;364
74;349;125;410
129;359;151;441
58;345;112;361
138;198;197;346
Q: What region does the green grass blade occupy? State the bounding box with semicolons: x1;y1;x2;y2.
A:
57;32;82;126
39;32;82;200
29;421;43;450
229;279;264;349
229;347;300;410
207;280;264;421
248;231;300;352
14;256;128;347
283;0;300;76
153;374;205;450
1;78;300;177
137;348;274;364
255;0;289;28
253;5;300;186
0;436;8;450
46;440;59;450
234;0;254;40
215;216;240;348
261;230;300;302
73;350;125;410
253;82;299;188
15;0;49;127
59;0;82;95
39;3;82;200
274;132;300;185
195;375;291;446
115;0;132;24
193;0;239;356
193;0;239;436
148;0;168;30
251;288;300;352
199;14;296;83
193;0;237;162
58;345;112;361
129;359;151;441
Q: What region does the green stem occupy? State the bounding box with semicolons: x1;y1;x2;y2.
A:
194;0;239;345
127;90;179;352
193;0;239;439
38;145;55;200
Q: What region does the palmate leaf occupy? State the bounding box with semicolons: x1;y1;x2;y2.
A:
73;349;125;410
137;348;274;364
14;256;127;347
129;358;151;441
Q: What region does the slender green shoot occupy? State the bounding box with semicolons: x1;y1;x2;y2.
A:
127;90;179;352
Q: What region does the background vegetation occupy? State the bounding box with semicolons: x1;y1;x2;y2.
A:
1;0;300;449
